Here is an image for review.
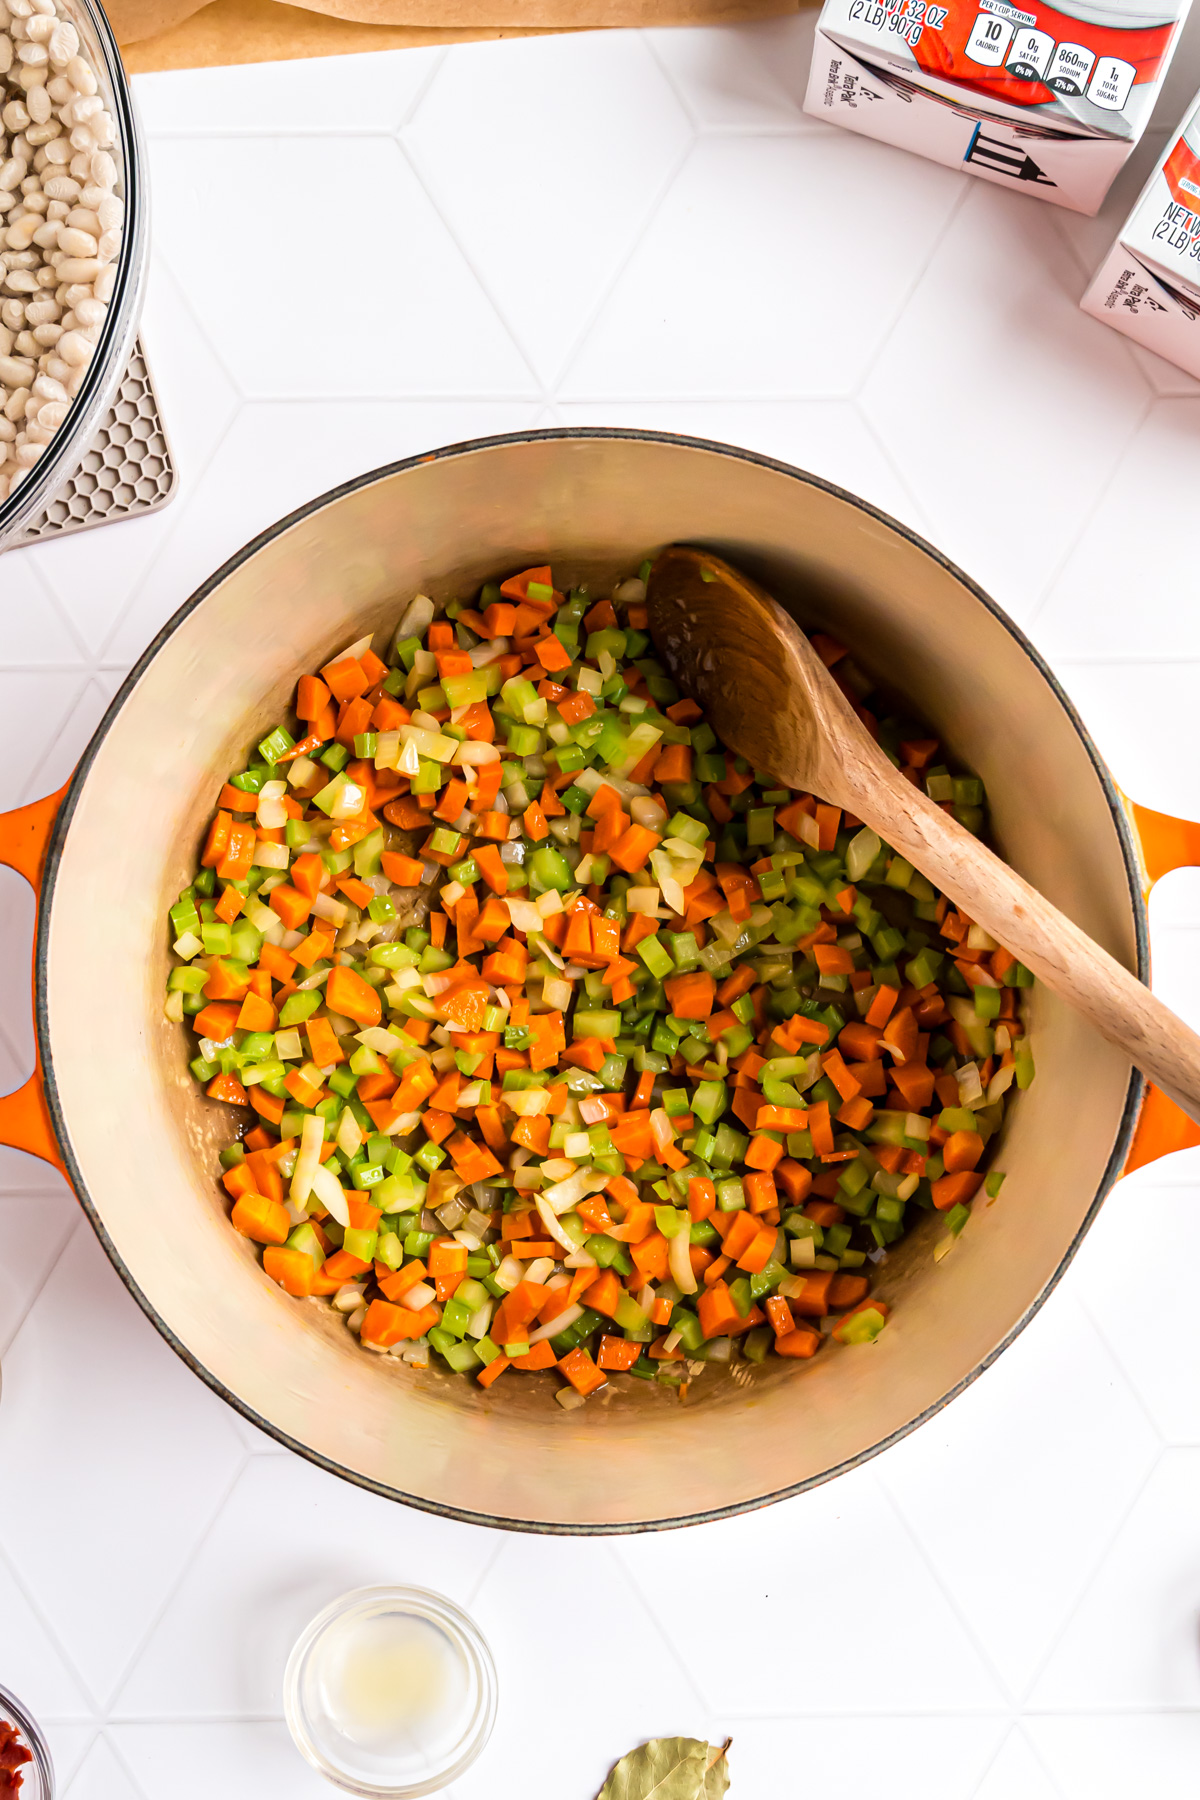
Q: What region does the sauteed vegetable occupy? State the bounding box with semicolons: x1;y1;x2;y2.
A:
165;563;1034;1407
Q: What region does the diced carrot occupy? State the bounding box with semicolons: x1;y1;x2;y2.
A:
321;655;370;703
663;970;715;1020
609;823;661;873
236;990;277;1033
268;883;312;930
943;1129;984;1173
305;1015;345;1067
194;1000;241;1041
326;965;382;1028
775;1326;821;1359
598;1336;643;1372
231;1192;290;1246
296;673;332;720
558;1346;606;1397
931;1171;985;1210
262;1246;315;1296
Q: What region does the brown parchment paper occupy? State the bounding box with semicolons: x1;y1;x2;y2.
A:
115;0;799;73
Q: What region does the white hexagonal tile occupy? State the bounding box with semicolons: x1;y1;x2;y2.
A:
132;44;445;137
116;1453;503;1717
0;1224;245;1703
714;1716;1005;1800
42;1725;96;1792
644;15;822;127
1026;1712;1200;1799
454;1535;707;1800
861;180;1151;626
112;1723;329;1800
0;1546;92;1718
1033;403;1200;661
1066;1176;1200;1445
406;33;693;386
1049;660;1200;823
147;134;534;400
62;1735;141;1800
615;1460;1004;1715
102;396;543;667
878;1292;1160;1698
1029;1450;1200;1707
0;674;95;810
29;254;241;660
973;1726;1063;1800
555;397;932;534
0;1193;78;1357
0;553;86;664
559;133;963;399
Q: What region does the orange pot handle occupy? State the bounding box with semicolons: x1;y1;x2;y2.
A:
1122;796;1200;1173
0;783;70;1177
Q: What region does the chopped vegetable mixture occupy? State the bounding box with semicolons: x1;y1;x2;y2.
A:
166;561;1034;1408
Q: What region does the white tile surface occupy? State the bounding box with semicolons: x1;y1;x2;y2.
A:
2;18;1200;1798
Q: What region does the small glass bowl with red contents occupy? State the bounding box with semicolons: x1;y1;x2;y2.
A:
0;1684;54;1800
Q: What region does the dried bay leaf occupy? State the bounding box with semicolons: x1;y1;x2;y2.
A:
597;1736;709;1800
701;1738;731;1799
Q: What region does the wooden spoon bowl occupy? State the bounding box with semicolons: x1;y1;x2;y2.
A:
647;543;1200;1123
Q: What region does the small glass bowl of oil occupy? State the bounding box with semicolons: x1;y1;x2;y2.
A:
283;1586;498;1798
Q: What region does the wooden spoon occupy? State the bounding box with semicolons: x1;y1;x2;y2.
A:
646;544;1200;1125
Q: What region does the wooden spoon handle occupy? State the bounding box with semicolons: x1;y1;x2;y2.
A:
835;760;1200;1125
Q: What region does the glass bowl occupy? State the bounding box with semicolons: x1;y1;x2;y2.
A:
283;1585;498;1798
0;1682;54;1800
0;0;148;544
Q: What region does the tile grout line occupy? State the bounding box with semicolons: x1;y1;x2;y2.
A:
548;133;699;397
850;175;974;403
1020;386;1155;634
604;1539;713;1719
0;1521;103;1715
0;1201;79;1362
1012;1442;1164;1709
395;43;450;129
103;1449;251;1719
15;672;95;809
391;134;548;403
93;400;243;666
874;1475;1019;1710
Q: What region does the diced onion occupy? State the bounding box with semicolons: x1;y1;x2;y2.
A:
543;976;574;1011
313;893;349;926
454;740;501;765
527;1302;583;1345
374;731;402;770
291;1114;326;1207
253;841;290;870
470;636;510;666
310;1161;350;1227
494;1255;527;1292
330;781;366;821
627;887;660;915
846;826;881;883
404;1280;436;1310
669;1223;698;1294
336;1107;364;1159
987;1064;1016;1104
287;756;319;789
395;594;434;643
534;1194;578;1253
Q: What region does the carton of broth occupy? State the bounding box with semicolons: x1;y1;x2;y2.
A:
1081;93;1200;372
805;0;1191;214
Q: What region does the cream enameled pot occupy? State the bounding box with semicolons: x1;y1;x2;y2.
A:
2;430;1197;1533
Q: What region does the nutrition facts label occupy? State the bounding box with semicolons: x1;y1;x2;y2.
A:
965;10;1135;111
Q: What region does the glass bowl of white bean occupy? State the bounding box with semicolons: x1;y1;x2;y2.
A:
0;0;147;540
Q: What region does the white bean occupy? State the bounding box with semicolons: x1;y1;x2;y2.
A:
0;0;120;489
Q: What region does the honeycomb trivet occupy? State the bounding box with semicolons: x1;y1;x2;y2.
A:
7;339;176;548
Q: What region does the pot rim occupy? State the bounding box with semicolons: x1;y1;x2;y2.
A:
32;427;1148;1533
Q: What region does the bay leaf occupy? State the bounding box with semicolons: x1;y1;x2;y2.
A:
597;1736;709;1800
701;1739;731;1799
